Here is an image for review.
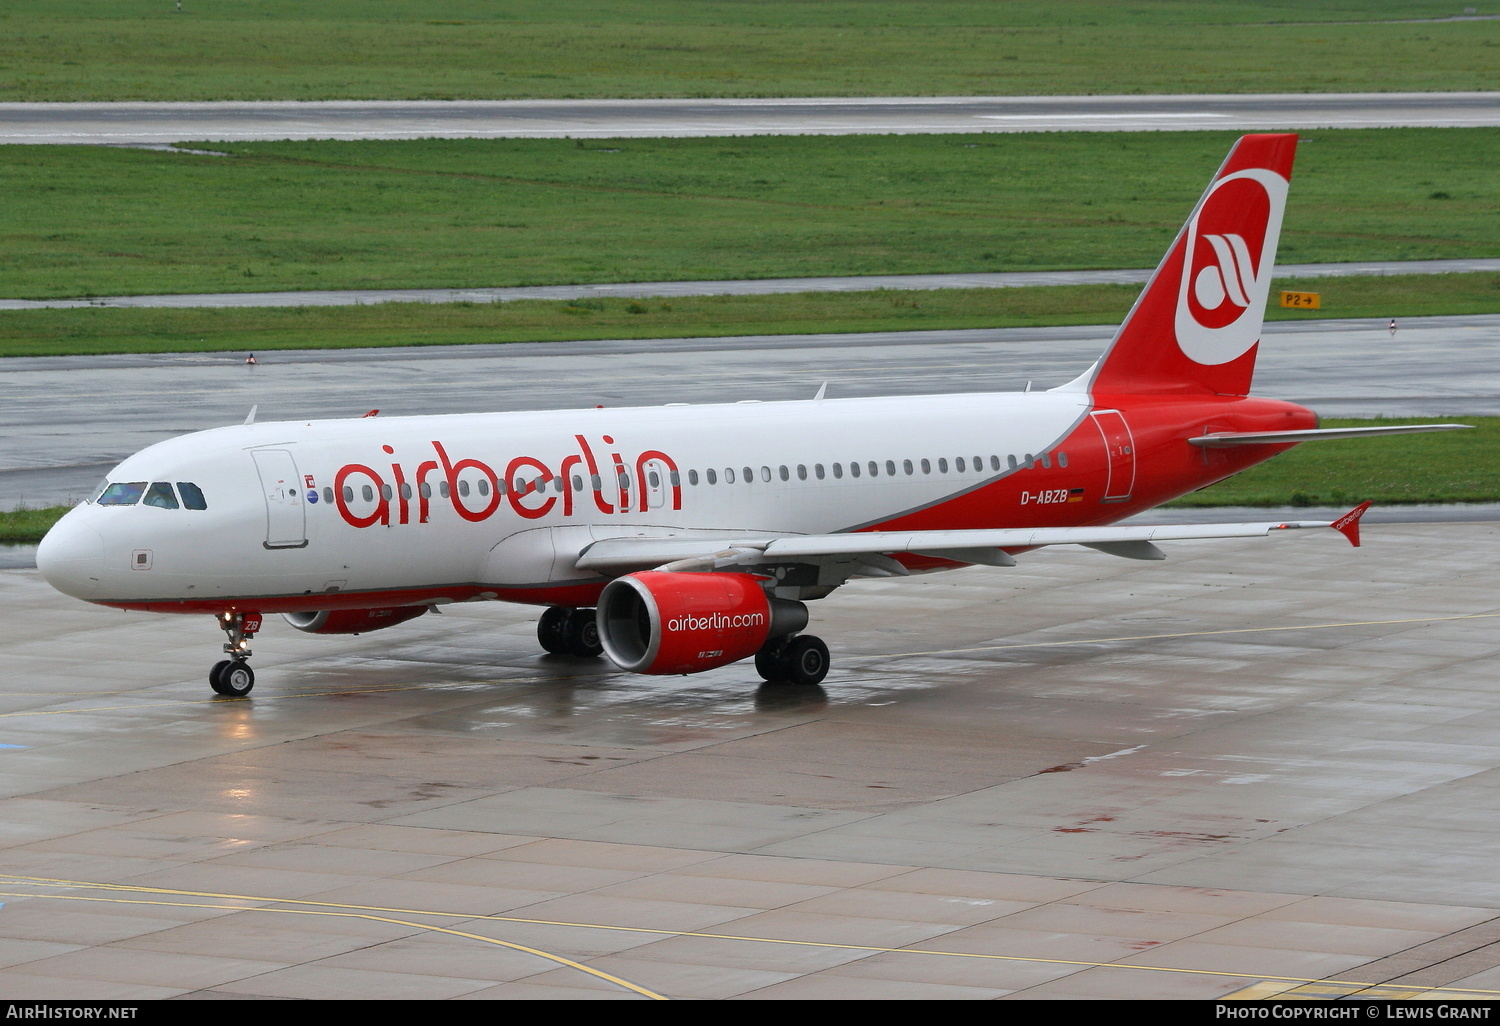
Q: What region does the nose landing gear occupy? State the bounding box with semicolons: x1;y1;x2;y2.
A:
211;612;261;697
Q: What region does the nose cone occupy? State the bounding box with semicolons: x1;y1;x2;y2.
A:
37;515;104;599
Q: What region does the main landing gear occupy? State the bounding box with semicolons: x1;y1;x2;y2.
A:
537;606;604;658
755;634;830;687
210;612;261;697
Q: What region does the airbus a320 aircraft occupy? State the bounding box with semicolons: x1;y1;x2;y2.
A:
37;134;1465;697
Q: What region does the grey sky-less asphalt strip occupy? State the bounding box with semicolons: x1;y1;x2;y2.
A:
0;93;1497;145
3;260;1496;311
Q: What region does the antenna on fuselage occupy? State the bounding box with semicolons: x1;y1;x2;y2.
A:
243;405;257;425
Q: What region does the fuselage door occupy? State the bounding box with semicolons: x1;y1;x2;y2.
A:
1091;410;1136;502
642;458;670;511
252;448;308;548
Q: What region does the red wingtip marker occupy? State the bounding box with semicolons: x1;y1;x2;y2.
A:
1331;501;1371;547
362;409;379;418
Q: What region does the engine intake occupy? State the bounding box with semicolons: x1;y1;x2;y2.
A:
281;606;428;635
597;571;807;675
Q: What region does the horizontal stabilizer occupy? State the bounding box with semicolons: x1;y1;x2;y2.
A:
577;516;1359;573
1189;424;1472;447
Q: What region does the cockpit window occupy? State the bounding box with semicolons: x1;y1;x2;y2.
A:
143;482;179;509
97;482;147;506
177;482;207;510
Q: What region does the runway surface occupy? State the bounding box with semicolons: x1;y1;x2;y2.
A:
6;259;1497;312
2;519;1499;998
2;314;1495;510
1;93;1496;146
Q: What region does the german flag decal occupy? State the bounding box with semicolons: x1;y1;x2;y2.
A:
1067;488;1085;502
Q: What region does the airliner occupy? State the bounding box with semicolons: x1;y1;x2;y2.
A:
36;134;1465;697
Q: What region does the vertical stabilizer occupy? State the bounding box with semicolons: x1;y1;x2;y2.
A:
1088;134;1298;397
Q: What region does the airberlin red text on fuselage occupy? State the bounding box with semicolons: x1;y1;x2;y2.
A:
333;434;681;529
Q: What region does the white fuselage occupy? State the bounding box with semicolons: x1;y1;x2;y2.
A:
40;389;1097;611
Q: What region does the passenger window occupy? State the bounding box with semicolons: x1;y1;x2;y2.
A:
707;468;717;485
1007;455;1018;470
688;469;699;486
743;466;753;483
832;463;843;479
1058;451;1069;468
179;482;208;510
990;455;1001;471
815;464;825;480
649;471;660;488
850;462;861;478
797;465;807;481
903;459;913;475
725;468;735;484
938;458;948;473
400;483;413;499
956;457;966;472
574;475;584;490
477;479;490;496
867;461;878;477
440;482;451;498
921;459;931;474
98;482;147;506
362;485;375;502
380;484;394;501
778;466;789;482
418;483;431;499
143;482;179;509
760;466;771;482
458;480;470;498
1040;453;1052;469
321;486;334;506
343;486;354;503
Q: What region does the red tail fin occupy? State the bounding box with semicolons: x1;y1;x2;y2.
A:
1088;134;1298;397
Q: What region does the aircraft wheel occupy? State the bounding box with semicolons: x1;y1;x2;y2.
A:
565;608;603;658
754;640;788;682
537;606;572;655
211;660;255;697
783;636;830;687
209;660;233;691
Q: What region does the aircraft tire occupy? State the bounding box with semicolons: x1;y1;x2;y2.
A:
209;660;233;691
754;640;788;682
565;608;603;659
537;606;572;655
783;636;830;687
211;660;255;697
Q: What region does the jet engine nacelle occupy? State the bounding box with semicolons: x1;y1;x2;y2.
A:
597;571;808;675
281;606;428;635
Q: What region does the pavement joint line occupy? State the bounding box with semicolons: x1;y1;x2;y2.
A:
0;885;664;1000
865;610;1500;661
3;876;1498;999
1;611;1495;717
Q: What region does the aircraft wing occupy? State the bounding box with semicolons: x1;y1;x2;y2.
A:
575;503;1370;575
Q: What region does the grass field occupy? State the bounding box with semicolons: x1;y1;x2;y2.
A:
1;272;1495;359
4;129;1498;300
6;416;1492;543
1;1;1495;101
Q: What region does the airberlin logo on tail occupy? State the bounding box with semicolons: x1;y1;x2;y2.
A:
1175;168;1288;367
